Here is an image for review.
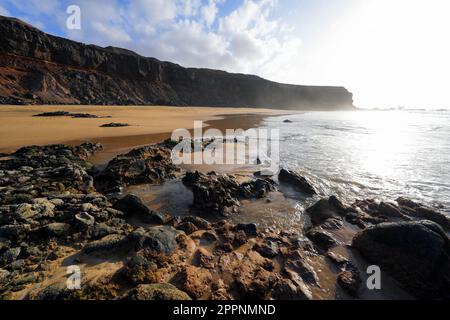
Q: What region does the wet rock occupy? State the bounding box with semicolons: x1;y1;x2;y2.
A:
113;194;172;224
353;220;450;299
183;172;274;216
235;223;258;237
278;169;317;195
281;268;313;300
378;202;409;219
306;227;339;251
95;145;176;191
121;283;191;300
236;179;277;199
253;242;278;258
306;196;348;226
171;265;212;299
337;269;361;297
326;251;350;269
272;278;310;300
397;198;450;231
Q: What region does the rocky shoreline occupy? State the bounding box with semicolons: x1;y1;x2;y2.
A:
0;140;449;300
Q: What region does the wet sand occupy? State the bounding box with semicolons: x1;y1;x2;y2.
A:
0;105;291;161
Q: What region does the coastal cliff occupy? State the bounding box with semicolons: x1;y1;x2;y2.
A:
0;16;354;109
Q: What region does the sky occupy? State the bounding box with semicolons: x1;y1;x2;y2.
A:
1;0;449;109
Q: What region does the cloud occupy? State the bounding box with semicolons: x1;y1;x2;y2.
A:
1;0;303;85
0;5;10;16
201;0;218;27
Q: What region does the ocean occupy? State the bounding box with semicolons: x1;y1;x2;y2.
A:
263;109;450;213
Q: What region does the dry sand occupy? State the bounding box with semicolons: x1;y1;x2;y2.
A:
0;105;291;160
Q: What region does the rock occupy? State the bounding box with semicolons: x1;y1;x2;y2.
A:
194;248;215;269
306;196;348;226
40;223;71;238
33;111;71;117
253;242;278;258
100;123;130;128
306;228;338;251
235;223;258;237
0;247;21;266
353;220;450;299
95;145;175;191
282;268;313;300
14;204;37;220
326;251;350;269
121;284;191;300
83;234;130;254
176;222;198;235
378;202;408;219
337;269;361;297
397;198;450;231
131;226;180;254
236;179;277;199
278;169;317;195
0;268;10;283
113;194;171;224
0;225;26;241
171;266;212;299
75;212;95;227
272;278;310;300
183;172;274;216
180;216;210;230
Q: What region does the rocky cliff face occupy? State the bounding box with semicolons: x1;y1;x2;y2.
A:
0;16;354;109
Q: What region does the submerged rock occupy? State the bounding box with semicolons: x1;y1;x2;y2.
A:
353;220;450;299
278;169;317;196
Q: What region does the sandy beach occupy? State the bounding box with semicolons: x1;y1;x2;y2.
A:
0;105;292;164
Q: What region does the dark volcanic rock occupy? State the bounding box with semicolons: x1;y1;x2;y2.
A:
183;171;275;216
113;194;172;224
306;196;349;226
130;226;180;254
100;123;130;128
0;16;354;109
278;169;317;196
121;283;191;300
353;220;450;299
95;144;176;191
337;269;361;297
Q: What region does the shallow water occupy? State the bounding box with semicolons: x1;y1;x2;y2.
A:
264;110;450;212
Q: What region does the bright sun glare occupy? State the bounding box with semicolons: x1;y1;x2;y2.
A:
293;0;450;109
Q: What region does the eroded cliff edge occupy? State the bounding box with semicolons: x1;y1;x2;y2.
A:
0;16;354;110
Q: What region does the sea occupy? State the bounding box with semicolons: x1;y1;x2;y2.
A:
262;109;450;213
